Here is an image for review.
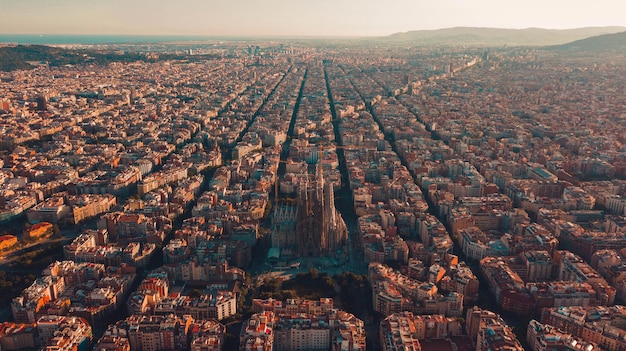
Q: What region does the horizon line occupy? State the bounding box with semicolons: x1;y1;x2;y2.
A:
2;25;625;38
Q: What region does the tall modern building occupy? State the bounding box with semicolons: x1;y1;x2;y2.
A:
272;164;347;258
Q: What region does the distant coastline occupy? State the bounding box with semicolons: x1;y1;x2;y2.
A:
0;34;249;45
0;34;355;45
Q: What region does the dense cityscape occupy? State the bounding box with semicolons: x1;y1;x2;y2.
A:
0;36;625;351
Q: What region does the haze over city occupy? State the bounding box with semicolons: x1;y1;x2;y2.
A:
2;0;626;350
2;0;626;36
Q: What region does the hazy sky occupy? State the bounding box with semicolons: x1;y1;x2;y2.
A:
2;0;626;36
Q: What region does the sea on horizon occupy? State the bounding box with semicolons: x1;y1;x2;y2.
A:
0;34;248;45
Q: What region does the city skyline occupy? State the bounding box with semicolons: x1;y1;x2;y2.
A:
2;0;626;37
2;9;626;350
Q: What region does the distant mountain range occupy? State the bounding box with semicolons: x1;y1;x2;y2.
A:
550;30;626;51
385;26;626;46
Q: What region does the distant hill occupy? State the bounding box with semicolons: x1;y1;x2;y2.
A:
551;30;626;51
0;44;225;72
0;44;88;71
385;27;626;47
